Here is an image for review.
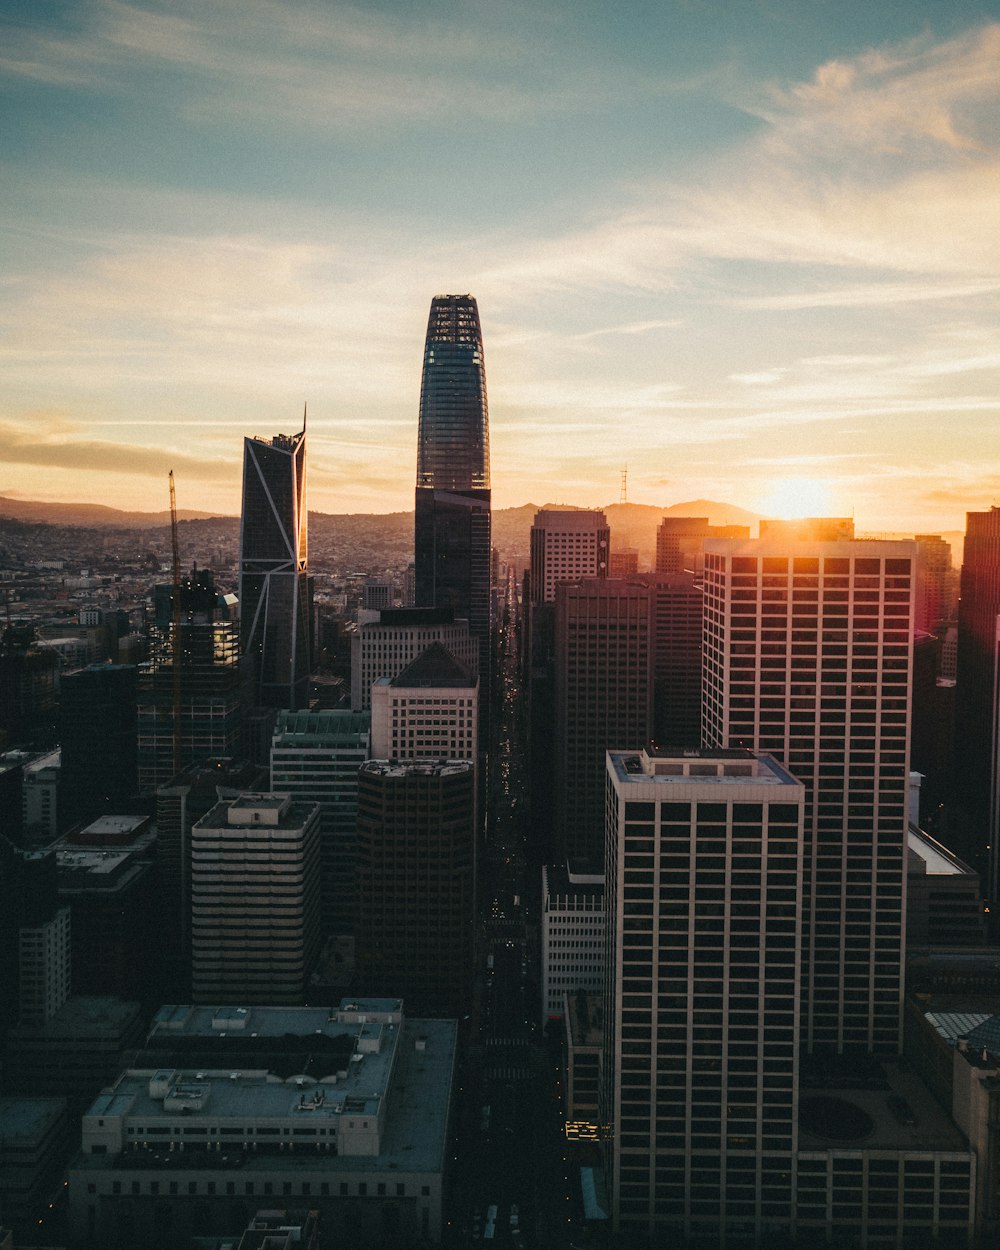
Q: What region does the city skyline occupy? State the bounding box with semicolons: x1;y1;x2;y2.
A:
2;1;999;533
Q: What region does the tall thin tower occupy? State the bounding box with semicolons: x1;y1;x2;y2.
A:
414;295;492;699
239;422;310;710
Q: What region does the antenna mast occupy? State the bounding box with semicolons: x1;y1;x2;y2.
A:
619;464;628;505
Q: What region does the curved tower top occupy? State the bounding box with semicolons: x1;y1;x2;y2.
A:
416;294;490;492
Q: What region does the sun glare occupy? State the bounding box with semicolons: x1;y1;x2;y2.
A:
756;476;834;520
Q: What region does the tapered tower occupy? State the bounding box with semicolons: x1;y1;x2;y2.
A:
239;423;310;710
414;295;492;701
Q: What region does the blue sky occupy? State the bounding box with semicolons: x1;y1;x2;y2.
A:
1;0;999;531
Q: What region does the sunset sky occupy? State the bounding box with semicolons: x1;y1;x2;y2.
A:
2;0;999;532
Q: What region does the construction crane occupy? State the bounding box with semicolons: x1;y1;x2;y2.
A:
168;470;183;777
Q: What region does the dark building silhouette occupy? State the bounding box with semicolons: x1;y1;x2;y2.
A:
136;570;243;790
553;578;653;867
956;508;1000;894
0;627;59;750
527;510;610;861
414;296;491;710
58;663;138;832
355;759;475;1015
649;572;702;749
0;836;61;1035
240;424;310;710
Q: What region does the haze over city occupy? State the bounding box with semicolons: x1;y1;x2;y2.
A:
2;0;999;529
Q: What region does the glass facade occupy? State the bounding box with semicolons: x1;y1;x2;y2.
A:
239;428;310;710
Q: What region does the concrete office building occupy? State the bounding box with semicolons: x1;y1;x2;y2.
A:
270;710;371;939
540;863;604;1024
156;756;266;995
351;608;477;712
702;529;915;1054
529;509;609;605
370;643;478;766
602;747;974;1247
69;1000;456;1247
603;747;806;1241
17;904;70;1027
21;747;59;839
191;794;321;1005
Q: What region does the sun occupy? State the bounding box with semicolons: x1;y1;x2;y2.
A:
756;476;835;520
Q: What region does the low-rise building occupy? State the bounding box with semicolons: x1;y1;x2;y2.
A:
69;1000;456;1247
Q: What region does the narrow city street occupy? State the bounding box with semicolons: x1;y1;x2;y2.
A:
446;572;586;1249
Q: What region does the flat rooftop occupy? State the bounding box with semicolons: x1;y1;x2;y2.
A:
362;759;473;780
608;749;801;789
798;1058;966;1153
9;995;142;1040
81;1018;457;1174
0;1097;67;1139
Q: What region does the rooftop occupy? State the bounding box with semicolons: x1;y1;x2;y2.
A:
0;1097;67;1140
608;748;801;789
9;994;142;1041
361;758;473;780
390;641;475;688
908;825;977;877
797;1058;966;1153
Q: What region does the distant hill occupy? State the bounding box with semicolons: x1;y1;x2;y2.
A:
0;494;962;566
0;495;224;527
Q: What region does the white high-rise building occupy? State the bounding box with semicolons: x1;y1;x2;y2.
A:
350;608;477;711
603;748;805;1241
702;531;915;1054
370;642;478;766
529;509;609;604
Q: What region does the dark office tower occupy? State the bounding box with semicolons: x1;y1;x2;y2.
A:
528;511;611;858
355;759;475;1015
58;664;138;831
655;516;709;574
240;423;310;711
703;531;915;1054
957;508;1000;893
270;709;371;940
414;295;491;707
915;534;957;637
136;570;243;790
649;572;703;748
554;579;653;867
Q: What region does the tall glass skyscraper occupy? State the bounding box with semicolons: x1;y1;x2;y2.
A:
414;295;492;696
239;424;310;711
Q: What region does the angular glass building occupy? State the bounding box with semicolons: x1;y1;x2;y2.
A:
239;424;310;711
414;295;492;696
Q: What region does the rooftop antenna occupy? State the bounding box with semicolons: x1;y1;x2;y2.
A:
619;464;628;505
302;401;307;434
